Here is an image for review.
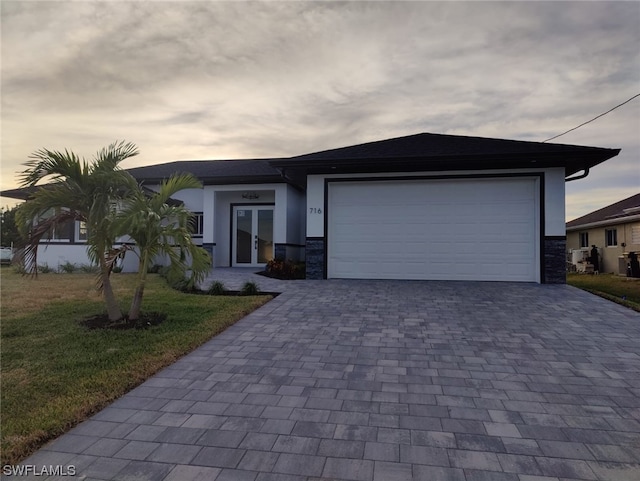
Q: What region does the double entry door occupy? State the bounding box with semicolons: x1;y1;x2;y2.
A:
232;205;274;266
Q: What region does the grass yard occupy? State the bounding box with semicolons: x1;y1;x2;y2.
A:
0;268;271;465
567;273;640;312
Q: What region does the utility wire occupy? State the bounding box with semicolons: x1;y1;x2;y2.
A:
542;92;640;142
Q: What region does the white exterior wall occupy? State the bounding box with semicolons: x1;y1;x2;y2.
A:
142;186;203;213
204;184;289;267
35;244;92;270
307;167;566;238
34;243;140;273
203;188;215;246
172;188;204;213
543;168;566;236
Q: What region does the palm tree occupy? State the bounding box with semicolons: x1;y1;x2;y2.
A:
16;141;139;321
115;173;212;321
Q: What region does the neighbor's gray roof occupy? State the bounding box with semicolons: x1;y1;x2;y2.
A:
566;193;640;230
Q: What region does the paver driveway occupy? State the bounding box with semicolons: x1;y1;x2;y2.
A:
18;279;640;481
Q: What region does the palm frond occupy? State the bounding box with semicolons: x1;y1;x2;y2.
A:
154;173;202;205
93;141;139;171
19;148;89;187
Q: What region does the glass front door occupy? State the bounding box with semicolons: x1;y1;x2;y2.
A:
232;206;274;266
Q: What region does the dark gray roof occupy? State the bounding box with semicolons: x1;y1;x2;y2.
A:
1;132;621;200
272;132;620;177
0;185;40;200
126;159;285;185
291;132;613;159
566;193;640;229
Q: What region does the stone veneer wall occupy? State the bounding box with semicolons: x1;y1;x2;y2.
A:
305;238;325;280
544;237;566;284
273;244;286;261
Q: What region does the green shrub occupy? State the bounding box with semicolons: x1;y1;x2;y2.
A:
241;281;260;295
38;264;53;274
58;261;77;274
166;274;199;293
170;277;190;292
12;263;26;275
111;265;123;273
147;264;163;274
265;258;305;279
207;281;226;295
79;264;99;274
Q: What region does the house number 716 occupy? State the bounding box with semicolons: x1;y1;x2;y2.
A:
309;208;322;214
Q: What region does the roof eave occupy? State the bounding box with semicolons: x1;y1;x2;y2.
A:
0;186;42;201
270;150;620;176
131;174;287;185
200;175;289;185
566;213;640;231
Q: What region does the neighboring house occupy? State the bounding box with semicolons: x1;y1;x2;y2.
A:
2;132;620;283
566;193;640;274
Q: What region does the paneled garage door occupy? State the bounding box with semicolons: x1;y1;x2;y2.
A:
327;177;539;282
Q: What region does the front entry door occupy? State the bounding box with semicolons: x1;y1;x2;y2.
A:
232;206;274;266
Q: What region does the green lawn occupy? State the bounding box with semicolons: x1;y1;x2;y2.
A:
567;273;640;312
0;268;271;465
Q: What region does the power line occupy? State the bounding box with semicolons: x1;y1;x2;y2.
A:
542;92;640;142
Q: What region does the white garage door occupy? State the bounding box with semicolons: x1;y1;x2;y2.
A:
328;177;539;282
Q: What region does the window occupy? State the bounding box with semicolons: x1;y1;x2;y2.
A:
76;221;88;242
605;229;617;247
40;208;72;242
189;212;204;237
632;225;640;245
579;232;589;248
43;226;70;241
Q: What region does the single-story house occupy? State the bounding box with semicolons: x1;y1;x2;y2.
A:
2;132;620;283
566;193;640;274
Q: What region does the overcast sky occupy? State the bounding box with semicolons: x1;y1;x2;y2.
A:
2;1;639;220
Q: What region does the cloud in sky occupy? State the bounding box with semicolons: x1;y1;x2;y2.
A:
2;1;639;220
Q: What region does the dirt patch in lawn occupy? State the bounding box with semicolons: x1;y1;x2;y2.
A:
79;311;167;330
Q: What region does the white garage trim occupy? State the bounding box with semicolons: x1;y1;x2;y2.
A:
327;176;541;282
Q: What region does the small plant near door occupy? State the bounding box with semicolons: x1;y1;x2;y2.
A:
241;281;260;295
207;281;227;295
265;258;306;279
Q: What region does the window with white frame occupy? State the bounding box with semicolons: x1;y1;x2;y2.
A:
74;221;88;242
41;208;72;242
632;225;640;245
605;229;617;247
579;232;589;248
188;212;204;237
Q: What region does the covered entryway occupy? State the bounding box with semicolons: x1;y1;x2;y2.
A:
232;205;274;267
327;177;539;281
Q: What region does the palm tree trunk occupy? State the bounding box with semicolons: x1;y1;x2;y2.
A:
128;285;145;321
128;251;150;321
102;272;123;321
99;257;122;321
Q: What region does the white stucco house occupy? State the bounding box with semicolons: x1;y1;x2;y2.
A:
2;132;619;283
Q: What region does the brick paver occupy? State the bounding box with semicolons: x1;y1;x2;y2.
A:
16;274;640;480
